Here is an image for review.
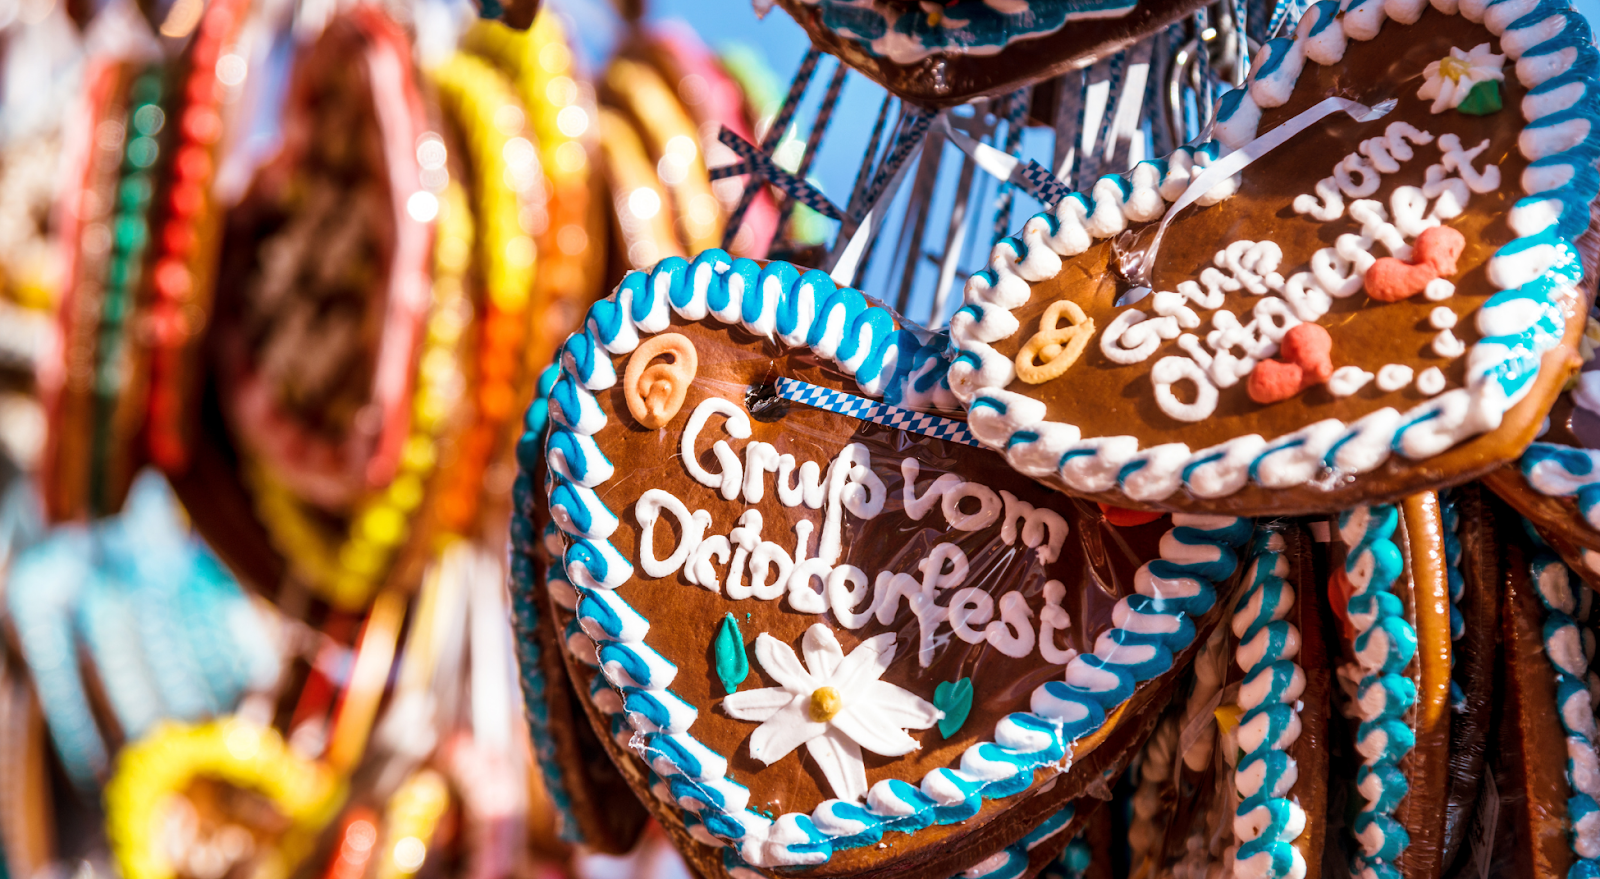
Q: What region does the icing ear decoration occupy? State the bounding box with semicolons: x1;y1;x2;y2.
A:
948;1;1600;515
768;0;1211;105
625;333;699;429
526;250;1253;876
1498;517;1600;877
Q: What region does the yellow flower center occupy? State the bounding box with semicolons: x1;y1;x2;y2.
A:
1438;55;1473;82
809;687;843;722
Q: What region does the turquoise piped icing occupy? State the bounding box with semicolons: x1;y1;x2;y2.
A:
1339;503;1417;877
506;372;585;842
945;0;1600;507
1526;526;1600;867
800;0;1137;65
523;250;1253;869
1446;489;1465;710
1226;529;1311;879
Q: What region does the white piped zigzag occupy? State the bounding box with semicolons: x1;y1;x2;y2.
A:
537;252;1254;871
947;0;1596;506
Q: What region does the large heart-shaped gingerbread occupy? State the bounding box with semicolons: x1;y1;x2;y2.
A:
949;0;1600;516
541;251;1255;877
771;0;1210;106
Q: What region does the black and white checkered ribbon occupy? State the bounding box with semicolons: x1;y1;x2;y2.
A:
774;377;980;448
1017;159;1074;208
711;128;844;220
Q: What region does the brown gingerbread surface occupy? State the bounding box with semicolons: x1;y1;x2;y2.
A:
969;8;1593;516
554;309;1247;876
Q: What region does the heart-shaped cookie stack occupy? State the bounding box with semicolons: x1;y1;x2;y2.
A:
512;0;1600;876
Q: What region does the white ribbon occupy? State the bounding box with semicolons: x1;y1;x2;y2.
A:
1124;95;1398;299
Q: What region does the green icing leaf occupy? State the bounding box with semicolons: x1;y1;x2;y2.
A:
933;677;974;739
1457;80;1502;116
714;614;749;695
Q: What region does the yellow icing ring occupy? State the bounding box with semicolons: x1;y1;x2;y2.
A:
461;15;609;388
1015;299;1095;384
374;769;451;879
599;105;685;269
249;183;475;610
624;332;698;429
428;52;546;537
430;54;535;315
604;58;723;254
104;718;344;879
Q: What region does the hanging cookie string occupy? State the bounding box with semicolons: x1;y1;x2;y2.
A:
1119;94;1397;302
714;47;822;248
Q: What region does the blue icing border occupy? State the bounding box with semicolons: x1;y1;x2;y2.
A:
796;0;1136;64
527;248;1253;870
1227;529;1313;879
1338;504;1419;878
1523;524;1600;869
508;364;587;844
947;0;1600;508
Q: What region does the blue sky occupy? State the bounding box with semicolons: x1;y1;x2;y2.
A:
558;0;1600;322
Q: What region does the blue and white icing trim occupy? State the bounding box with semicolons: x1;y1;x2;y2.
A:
948;0;1599;504
791;0;1137;65
1226;529;1311;879
537;250;1253;869
1522;442;1600;533
1338;504;1419;879
507;365;585;844
1525;525;1600;866
1441;490;1468;709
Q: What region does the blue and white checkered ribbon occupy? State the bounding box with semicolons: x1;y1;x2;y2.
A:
1017;159;1074;210
774;377;981;448
711;127;844;220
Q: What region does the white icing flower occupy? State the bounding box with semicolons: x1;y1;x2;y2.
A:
723;625;942;801
1416;43;1505;114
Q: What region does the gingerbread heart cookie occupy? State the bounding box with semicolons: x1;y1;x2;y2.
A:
538;249;1256;876
949;0;1600;516
508;365;651;854
771;0;1210;106
1324;489;1502;879
1494;518;1600;877
1486;308;1600;580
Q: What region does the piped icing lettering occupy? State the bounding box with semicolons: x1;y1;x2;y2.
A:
541;251;1255;871
947;0;1598;507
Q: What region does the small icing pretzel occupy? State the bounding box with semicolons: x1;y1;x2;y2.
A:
625;333;698;428
1015;299;1095;384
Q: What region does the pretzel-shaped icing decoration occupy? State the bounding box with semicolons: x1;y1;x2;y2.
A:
625;333;698;429
1015;299;1095;384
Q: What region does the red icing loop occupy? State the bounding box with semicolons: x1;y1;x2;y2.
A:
1097;503;1165;527
1364;225;1466;302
